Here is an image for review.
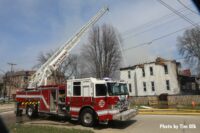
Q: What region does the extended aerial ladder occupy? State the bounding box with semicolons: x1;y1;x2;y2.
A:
28;6;109;88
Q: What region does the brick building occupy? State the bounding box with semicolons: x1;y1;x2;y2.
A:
4;70;65;98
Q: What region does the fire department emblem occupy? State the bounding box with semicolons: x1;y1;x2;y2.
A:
99;99;105;108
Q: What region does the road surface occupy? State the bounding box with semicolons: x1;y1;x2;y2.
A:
0;111;200;133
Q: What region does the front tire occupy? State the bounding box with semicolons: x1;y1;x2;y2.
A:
80;108;95;127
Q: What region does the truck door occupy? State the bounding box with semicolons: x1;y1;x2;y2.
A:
93;84;108;115
50;89;57;113
70;81;83;116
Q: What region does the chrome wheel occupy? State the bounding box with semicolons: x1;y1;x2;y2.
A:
80;108;96;127
83;113;93;124
27;107;33;116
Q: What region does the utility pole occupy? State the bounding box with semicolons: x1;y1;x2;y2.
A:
7;62;17;102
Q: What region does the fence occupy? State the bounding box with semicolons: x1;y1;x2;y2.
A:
131;96;158;105
131;95;200;105
168;95;200;105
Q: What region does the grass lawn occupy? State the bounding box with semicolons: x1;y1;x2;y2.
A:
9;124;94;133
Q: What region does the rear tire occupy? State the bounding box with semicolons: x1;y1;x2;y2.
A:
26;105;37;118
80;108;96;127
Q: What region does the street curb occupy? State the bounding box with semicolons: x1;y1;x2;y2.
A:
138;108;200;115
139;112;200;115
139;109;200;112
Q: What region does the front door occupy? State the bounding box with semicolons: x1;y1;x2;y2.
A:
93;84;108;114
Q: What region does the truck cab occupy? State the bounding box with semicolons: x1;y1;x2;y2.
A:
66;78;137;126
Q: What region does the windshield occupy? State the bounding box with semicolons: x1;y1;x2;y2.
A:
107;83;129;96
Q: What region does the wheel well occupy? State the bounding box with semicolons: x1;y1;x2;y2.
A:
26;104;33;109
79;106;98;120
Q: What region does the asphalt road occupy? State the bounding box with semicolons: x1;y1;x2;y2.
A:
0;111;200;133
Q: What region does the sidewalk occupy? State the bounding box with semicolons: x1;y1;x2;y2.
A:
139;108;200;115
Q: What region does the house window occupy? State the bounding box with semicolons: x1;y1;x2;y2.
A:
142;68;145;77
129;84;132;92
73;82;81;96
128;71;131;79
151;81;155;91
143;82;146;92
150;67;153;75
164;65;168;74
166;80;170;90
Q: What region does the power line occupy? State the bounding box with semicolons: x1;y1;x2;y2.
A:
123;21;200;51
122;4;191;36
157;0;198;27
177;0;199;15
122;1;200;51
123;12;193;40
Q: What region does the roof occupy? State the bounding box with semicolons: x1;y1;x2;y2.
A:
67;77;106;84
120;57;180;71
6;70;65;77
6;70;35;77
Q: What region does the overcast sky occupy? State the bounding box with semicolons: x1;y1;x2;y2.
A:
0;0;199;73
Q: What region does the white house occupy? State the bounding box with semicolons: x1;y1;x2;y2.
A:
120;57;181;96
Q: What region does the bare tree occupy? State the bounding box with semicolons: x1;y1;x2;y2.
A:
177;27;200;74
81;24;122;79
34;50;79;80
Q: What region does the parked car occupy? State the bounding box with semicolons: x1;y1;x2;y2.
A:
0;97;5;103
0;97;9;103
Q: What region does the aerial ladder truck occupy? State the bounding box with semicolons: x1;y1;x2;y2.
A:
15;6;137;127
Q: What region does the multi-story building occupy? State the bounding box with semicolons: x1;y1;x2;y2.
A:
4;70;65;98
120;57;181;96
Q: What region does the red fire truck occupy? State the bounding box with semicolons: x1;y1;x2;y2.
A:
16;78;137;126
15;6;137;127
